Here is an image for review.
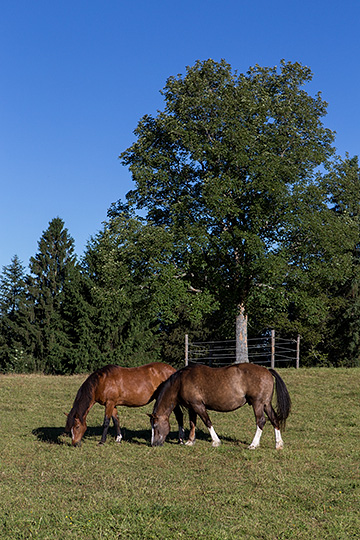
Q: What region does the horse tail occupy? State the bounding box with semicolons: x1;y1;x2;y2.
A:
269;369;291;430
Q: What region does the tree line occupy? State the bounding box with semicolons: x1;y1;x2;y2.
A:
1;59;360;373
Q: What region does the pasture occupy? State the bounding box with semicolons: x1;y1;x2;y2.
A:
0;368;359;539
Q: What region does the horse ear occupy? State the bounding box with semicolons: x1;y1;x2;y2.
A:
147;413;155;419
64;412;68;417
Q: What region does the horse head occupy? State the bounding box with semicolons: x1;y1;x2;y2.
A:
148;413;170;447
64;411;87;447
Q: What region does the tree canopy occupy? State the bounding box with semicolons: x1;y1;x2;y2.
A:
119;59;351;361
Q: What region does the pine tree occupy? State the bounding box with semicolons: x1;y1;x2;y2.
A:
82;209;217;367
322;156;360;366
28;217;77;373
59;263;98;373
0;255;32;371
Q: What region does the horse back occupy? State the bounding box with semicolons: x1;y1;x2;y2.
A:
178;363;274;411
93;362;176;408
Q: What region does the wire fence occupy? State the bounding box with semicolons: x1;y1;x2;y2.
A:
185;332;300;368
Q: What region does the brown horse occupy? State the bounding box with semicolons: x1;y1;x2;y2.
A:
65;362;184;446
150;363;291;450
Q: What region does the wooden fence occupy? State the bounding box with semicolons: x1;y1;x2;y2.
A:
185;331;300;368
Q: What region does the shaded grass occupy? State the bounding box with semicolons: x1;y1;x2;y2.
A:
0;368;359;539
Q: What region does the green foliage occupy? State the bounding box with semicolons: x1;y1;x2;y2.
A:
119;58;355;361
0;255;34;372
81;211;217;367
27;217;78;373
321;156;360;366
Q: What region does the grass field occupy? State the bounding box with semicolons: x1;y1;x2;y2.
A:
0;367;359;539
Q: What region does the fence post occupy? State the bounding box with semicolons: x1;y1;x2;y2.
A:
271;329;275;369
185;334;189;366
296;334;300;369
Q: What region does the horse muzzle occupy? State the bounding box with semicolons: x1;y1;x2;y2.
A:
151;440;164;447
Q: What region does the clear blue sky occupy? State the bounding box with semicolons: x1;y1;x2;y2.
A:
1;0;359;270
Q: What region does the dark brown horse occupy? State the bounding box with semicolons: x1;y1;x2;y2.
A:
150;363;291;450
65;362;184;446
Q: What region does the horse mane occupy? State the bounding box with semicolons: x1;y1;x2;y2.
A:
66;365;118;430
153;368;184;416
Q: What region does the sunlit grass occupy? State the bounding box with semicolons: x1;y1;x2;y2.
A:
0;368;359;539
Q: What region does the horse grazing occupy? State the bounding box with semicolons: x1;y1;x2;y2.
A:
150;363;291;450
65;362;184;446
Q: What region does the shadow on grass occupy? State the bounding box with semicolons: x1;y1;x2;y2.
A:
120;426;248;446
32;425;249;447
32;425;177;446
32;426;67;445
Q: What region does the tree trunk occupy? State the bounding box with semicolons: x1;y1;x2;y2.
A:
235;303;249;363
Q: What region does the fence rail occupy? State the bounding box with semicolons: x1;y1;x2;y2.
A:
185;332;300;369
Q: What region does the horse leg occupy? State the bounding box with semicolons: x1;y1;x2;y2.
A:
99;403;115;445
185;408;197;446
173;405;185;444
192;403;221;447
264;402;284;450
248;402;266;450
112;407;122;443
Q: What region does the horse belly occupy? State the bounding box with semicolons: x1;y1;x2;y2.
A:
115;382;156;407
183;383;246;413
205;393;246;412
116;392;152;407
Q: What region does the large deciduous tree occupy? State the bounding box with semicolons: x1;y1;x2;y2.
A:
119;59;341;361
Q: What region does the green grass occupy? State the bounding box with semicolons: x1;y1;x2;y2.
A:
0;368;359;539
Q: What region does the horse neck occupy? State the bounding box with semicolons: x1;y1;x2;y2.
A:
153;373;180;418
70;377;96;423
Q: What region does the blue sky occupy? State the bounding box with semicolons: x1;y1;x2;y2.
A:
1;0;359;270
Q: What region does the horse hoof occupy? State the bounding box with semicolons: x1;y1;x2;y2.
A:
247;444;257;450
185;440;195;446
212;441;221;448
276;442;284;450
115;436;122;443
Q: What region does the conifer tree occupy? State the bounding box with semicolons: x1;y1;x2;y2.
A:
0;255;30;371
321;156;360;366
28;217;77;372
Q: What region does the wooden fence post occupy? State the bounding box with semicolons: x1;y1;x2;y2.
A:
271;329;275;369
296;334;300;369
185;334;189;366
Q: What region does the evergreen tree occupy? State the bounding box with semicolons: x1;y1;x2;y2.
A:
0;255;33;371
28;217;77;373
82;208;216;367
56;262;97;373
321;156;360;366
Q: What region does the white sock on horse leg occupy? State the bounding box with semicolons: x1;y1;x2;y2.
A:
275;428;284;449
209;425;221;447
248;426;263;449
